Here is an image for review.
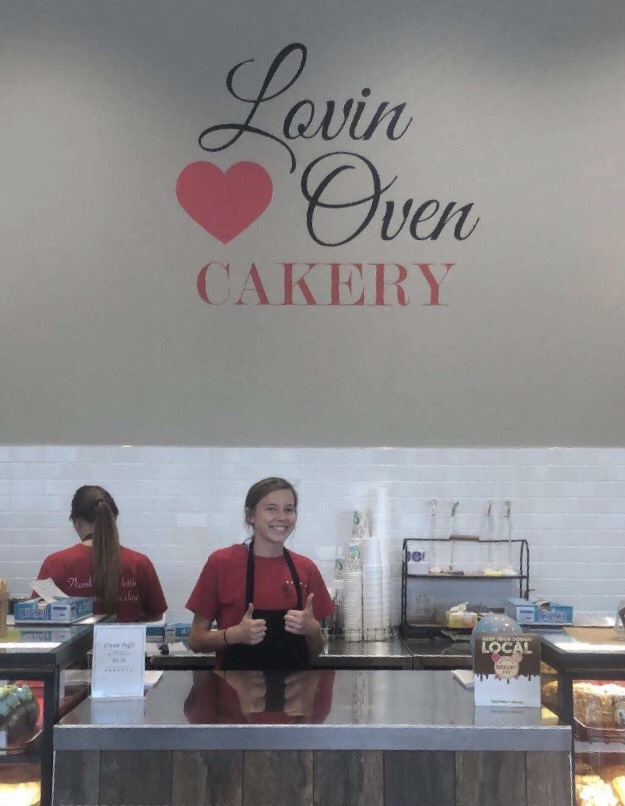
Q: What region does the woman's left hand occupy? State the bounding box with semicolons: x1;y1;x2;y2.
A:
284;593;318;636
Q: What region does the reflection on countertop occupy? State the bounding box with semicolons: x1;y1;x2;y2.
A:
184;669;334;724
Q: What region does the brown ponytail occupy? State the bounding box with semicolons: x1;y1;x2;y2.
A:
70;486;120;614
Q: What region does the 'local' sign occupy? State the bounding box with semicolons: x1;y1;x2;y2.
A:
473;633;541;708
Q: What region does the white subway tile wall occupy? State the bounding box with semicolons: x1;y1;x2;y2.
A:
1;446;624;617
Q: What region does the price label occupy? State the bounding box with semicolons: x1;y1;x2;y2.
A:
92;624;146;699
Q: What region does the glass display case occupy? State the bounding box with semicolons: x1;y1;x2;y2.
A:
540;628;625;806
0;619;98;806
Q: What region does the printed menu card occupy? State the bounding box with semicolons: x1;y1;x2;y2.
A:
92;624;146;699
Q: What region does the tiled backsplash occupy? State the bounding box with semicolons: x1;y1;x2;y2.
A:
1;445;624;617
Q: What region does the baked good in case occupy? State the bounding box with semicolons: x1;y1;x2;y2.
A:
599;765;625;804
0;781;40;806
541;679;558;708
0;683;39;745
573;682;625;728
575;773;619;805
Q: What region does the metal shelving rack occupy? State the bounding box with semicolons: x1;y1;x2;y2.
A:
400;537;530;638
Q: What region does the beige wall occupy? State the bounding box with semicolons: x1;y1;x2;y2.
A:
2;1;624;446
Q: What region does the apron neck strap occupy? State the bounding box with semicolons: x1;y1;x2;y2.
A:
246;540;303;609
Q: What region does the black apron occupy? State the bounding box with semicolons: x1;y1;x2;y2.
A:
222;541;310;671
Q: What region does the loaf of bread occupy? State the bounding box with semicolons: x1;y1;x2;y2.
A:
574;682;625;728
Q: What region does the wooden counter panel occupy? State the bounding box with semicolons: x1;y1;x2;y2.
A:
526;751;572;806
172;750;242;806
54;748;572;805
53;749;100;805
100;749;172;805
456;751;526;806
243;750;312;806
314;750;383;806
384;750;454;806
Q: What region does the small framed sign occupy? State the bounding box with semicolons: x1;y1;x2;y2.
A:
473;633;541;708
92;624;146;699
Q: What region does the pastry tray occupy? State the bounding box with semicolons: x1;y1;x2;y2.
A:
574;716;625;744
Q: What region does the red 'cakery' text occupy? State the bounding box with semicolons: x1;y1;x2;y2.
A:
196;261;456;307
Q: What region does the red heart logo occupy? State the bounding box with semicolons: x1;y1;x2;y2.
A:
176;161;273;244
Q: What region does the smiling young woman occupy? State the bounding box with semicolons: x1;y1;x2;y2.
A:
186;477;334;670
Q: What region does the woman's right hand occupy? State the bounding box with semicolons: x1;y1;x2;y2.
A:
229;603;266;645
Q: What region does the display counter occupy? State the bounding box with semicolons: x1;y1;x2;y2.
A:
0;617;99;806
540;628;625;805
541;628;625;723
54;669;572;806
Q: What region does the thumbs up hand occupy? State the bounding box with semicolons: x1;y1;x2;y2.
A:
284;593;317;637
231;603;267;645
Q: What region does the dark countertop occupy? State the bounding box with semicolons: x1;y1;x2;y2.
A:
149;635;457;670
540;627;625;673
0;617;100;670
55;669;570;752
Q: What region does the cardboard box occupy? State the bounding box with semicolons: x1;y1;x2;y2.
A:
505;598;573;626
13;596;94;624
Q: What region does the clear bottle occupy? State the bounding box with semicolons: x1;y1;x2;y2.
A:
499;501;516;575
427;499;442;575
481;501;497;575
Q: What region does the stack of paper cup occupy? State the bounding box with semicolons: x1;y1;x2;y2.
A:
369;487;393;639
370;487;391;542
389;559;402;627
332;547;344;633
381;543;392;638
342;541;363;641
362;537;385;641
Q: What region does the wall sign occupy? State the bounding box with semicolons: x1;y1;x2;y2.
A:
176;43;479;308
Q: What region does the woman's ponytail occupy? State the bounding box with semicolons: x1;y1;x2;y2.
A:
91;497;121;613
70;486;121;614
